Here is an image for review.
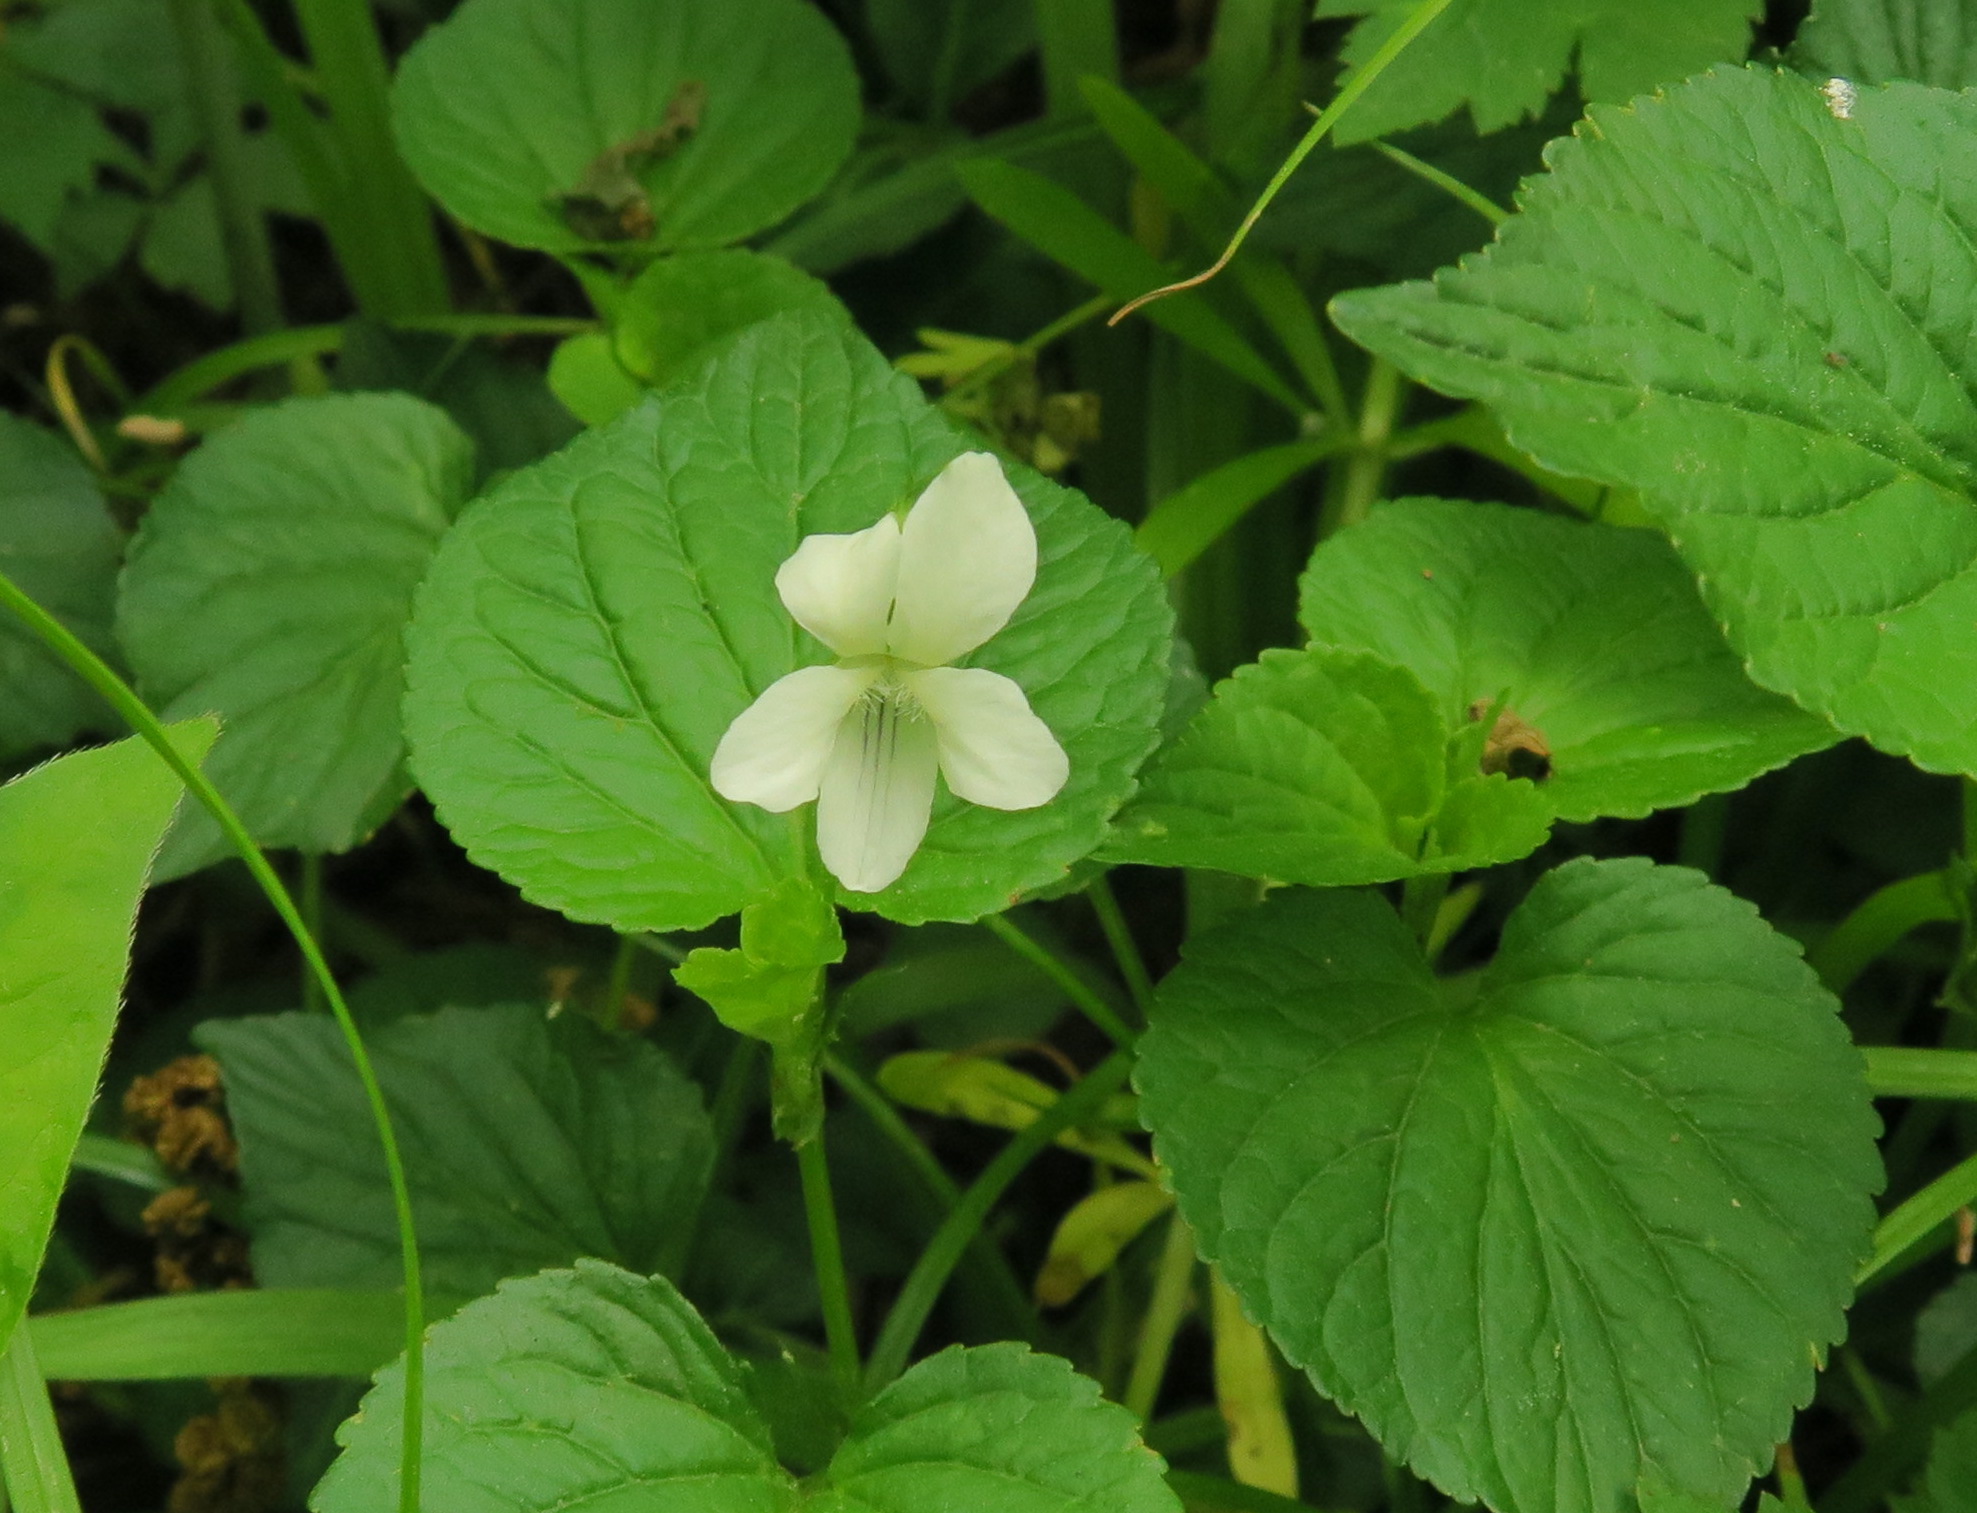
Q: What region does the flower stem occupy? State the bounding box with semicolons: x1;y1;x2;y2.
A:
983;912;1136;1046
865;1048;1135;1390
1087;874;1157;1021
797;1128;861;1398
1124;1209;1198;1421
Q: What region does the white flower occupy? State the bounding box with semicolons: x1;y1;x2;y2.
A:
711;451;1070;894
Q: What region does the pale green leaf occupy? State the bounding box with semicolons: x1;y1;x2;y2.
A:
116;393;473;877
1314;0;1761;143
197;1004;713;1308
1298;499;1837;820
0;721;214;1355
403;308;1172;930
1102;646;1552;885
311;1261;1180;1513
1330;68;1977;776
547;332;645;427
1796;0;1977;88
1137;858;1881;1513
0;414;121;758
614;250;843;388
390;0;861;254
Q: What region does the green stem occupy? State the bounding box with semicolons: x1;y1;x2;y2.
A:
164;0;284;334
604;934;637;1031
1857;1146;1977;1286
1111;0;1457;323
941;293;1113;412
1676;793;1729;880
1369;141;1508;225
1123;1209;1197;1421
1330;357;1403;536
0;1330;78;1513
1167;1470;1329;1513
1863;1046;1977;1100
864;1048;1135;1390
1399;873;1448;950
825;1055;1041;1347
1806;870;1955;996
300;853;325;1013
1087;874;1157;1021
796;1131;860;1397
983;913;1136;1046
0;570;425;1513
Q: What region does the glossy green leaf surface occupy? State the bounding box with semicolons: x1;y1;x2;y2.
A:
0;414;121;758
1137;859;1881;1513
1795;0;1977;88
1314;0;1761;142
1102;646;1552;885
198;1004;713;1308
1298;499;1837;820
117;393;472;877
403;308;1172;930
0;722;212;1355
390;0;861;254
1330;68;1977;775
312;1260;1180;1513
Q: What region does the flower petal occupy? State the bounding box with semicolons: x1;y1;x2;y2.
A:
816;686;940;893
905;666;1068;810
775;514;902;658
887;451;1037;667
711;665;877;813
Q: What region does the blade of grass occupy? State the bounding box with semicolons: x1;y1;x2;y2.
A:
1112;0;1458;322
31;1291;402;1380
0;572;425;1513
0;1331;78;1513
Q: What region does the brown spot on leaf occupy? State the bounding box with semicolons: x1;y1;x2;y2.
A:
1467;700;1553;781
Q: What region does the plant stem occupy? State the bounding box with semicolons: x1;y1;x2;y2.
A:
0;1329;78;1513
1807;870;1956;996
1858;1146;1977;1286
1821;1336;1977;1513
1330;357;1404;536
983;912;1136;1046
603;934;637;1031
1399;873;1448;950
796;1131;860;1398
865;1048;1135;1390
164;0;283;334
1087;874;1157;1020
0;570;425;1513
1863;1046;1977;1100
1124;1208;1198;1421
826;1055;1041;1347
299;853;325;1013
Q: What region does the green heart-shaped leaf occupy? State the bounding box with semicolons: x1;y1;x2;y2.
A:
1298;498;1837;820
117;392;472;878
311;1261;1181;1513
1137;858;1881;1513
0;413;120;758
403;308;1173;929
391;0;861;254
198;1005;713;1309
1102;645;1552;884
1331;68;1977;775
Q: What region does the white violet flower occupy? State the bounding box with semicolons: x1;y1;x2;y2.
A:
711;451;1070;894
